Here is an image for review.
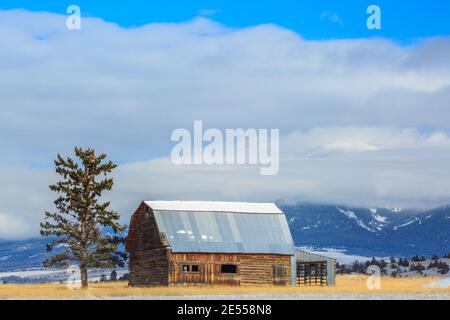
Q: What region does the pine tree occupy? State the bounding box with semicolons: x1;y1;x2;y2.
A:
110;269;117;281
40;147;127;288
440;262;449;275
119;273;129;281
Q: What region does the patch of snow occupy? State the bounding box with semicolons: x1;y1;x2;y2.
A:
324;142;379;152
338;208;357;220
0;268;129;283
394;218;418;230
15;244;33;251
424;278;450;288
0;268;63;278
372;213;387;223
337;208;374;232
369;208;377;214
386;207;403;213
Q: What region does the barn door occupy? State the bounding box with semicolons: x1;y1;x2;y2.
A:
296;262;327;286
272;264;287;285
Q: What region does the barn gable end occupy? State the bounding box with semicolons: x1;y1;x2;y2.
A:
127;202;171;286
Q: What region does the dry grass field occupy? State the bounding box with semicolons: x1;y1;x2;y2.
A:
0;275;449;299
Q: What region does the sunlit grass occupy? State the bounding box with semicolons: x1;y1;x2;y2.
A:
0;275;448;299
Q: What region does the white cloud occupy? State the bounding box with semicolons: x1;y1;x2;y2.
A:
320;11;344;27
4;126;450;240
198;9;219;17
0;9;450;239
0;213;33;240
109;127;450;209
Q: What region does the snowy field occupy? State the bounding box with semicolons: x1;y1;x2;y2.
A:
0;268;128;283
424;278;450;288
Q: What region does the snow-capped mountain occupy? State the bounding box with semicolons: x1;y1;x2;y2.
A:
0;238;127;283
282;204;450;257
0;204;449;274
0;238;52;272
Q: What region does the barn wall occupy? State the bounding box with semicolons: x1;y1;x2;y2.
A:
169;253;292;286
128;203;171;286
240;254;291;286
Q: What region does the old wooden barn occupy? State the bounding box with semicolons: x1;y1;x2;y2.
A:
126;201;298;286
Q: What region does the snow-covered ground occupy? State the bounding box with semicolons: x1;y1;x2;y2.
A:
424;278;450;288
0;268;128;283
0;269;64;278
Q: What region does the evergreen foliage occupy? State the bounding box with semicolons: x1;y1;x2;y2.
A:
41;147;127;288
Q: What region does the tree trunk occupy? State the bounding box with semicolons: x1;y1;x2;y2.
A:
81;266;88;288
80;209;88;289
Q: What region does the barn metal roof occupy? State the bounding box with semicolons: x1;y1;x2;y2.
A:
296;250;336;263
147;202;295;255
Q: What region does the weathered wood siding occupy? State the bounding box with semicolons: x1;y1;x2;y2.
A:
128;203;171;286
240;254;291;286
169;253;291;286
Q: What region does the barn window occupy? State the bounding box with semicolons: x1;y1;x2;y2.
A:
191;265;199;272
182;265;190;272
273;265;286;278
221;264;237;274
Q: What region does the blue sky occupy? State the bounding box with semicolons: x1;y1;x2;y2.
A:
1;0;449;40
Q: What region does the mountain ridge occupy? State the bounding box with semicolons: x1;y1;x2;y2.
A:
282;203;450;257
1;203;449;272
